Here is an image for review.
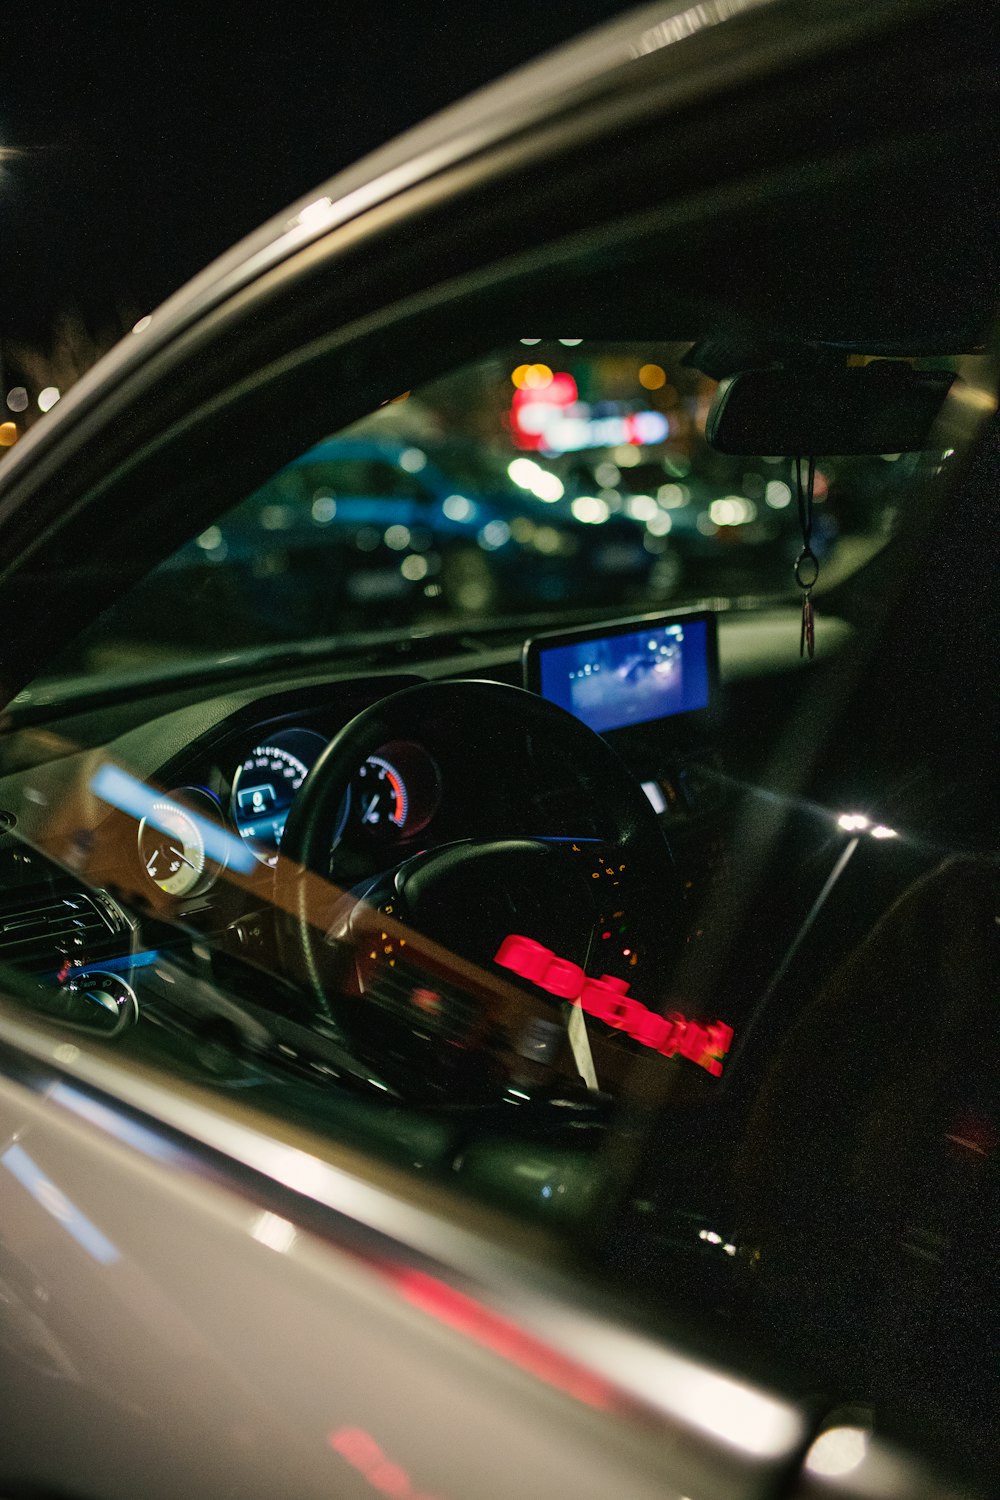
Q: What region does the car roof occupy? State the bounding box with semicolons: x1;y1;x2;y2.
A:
0;0;970;492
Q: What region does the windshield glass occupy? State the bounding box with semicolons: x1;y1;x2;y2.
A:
43;342;913;685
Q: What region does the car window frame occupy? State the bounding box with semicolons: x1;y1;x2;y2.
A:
1;0;992;704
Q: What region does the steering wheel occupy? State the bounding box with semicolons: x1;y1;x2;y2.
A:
278;679;681;1101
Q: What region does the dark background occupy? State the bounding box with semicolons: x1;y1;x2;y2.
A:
1;5;632;357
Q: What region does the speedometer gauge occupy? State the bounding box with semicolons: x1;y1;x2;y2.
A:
231;728;327;866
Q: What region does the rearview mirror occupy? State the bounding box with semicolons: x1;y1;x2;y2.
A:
706;361;955;455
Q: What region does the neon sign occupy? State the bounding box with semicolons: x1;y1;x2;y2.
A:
494;934;732;1075
509;376;672;454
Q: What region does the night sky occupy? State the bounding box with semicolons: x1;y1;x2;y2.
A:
1;5;632;352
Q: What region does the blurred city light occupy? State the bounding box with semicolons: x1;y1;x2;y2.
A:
442;494;474;522
508;457;539;488
5;387;28;412
478;519;511;550
710;496;756;525
639;362;666;390
0;421;18;447
38;386;61;412
524;363;553;389
645;511;672;535
508;456;563;501
658;483;688;507
311;494;337;524
533;471;564;502
837;813;870;831
571;496;610;524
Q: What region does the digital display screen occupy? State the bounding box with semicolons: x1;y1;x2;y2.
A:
528;615;713;734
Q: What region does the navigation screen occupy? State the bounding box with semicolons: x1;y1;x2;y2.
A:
532;617;712;734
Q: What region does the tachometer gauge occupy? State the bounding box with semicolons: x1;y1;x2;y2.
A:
231;728;327;866
347;742;440;840
355;754;408;830
139;801;207;897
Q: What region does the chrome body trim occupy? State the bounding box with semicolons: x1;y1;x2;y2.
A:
0;994;811;1496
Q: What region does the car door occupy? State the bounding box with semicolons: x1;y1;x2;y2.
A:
0;2;996;1498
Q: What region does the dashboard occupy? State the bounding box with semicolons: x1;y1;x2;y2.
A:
121;610;720;921
0;606;821;1104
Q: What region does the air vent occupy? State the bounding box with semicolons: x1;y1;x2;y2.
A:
0;887;131;975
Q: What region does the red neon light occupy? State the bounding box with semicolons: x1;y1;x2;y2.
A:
495;934;732;1075
510;371;578;449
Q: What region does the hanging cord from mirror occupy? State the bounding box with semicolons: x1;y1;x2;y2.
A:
794;455;819;658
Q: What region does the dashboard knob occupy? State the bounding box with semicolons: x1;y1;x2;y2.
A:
50;970;139;1037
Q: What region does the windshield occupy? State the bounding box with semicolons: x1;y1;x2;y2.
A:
43;342;915;686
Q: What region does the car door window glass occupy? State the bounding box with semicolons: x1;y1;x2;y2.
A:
0;336;992;1486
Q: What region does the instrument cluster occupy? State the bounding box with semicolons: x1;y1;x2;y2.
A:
138;719;442;897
